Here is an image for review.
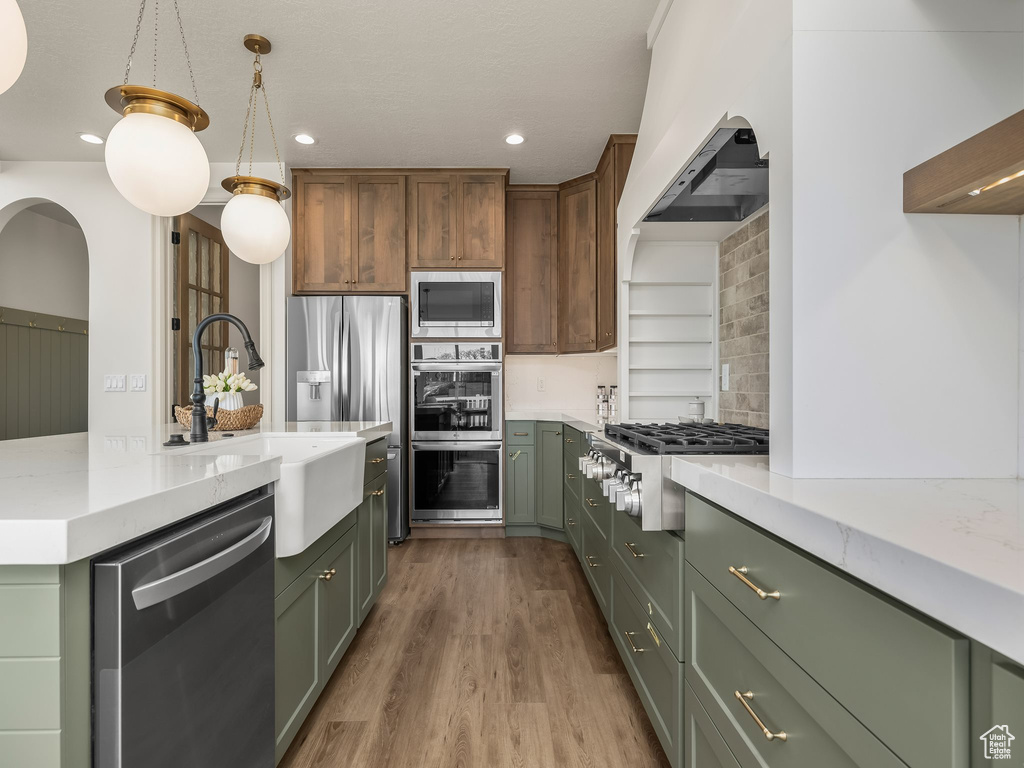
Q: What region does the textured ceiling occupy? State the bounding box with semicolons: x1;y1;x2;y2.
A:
0;0;657;183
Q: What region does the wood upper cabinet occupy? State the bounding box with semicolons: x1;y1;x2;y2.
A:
408;173;458;267
351;175;407;292
558;176;598;353
455;174;505;268
506;188;558;353
292;171;407;293
292;171;354;293
595;135;635;351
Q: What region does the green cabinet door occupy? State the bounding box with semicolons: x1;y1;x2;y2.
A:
357;491;373;624
358;473;389;624
505;444;536;525
972;643;1024;767
536;423;564;530
371;475;389;600
275;571;322;762
318;525;358;678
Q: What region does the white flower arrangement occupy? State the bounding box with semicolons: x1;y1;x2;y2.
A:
203;370;258;395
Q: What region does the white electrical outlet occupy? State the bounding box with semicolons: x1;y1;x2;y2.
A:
721;363;730;392
104;436;127;452
537;377;546;392
104;375;126;392
130;374;147;392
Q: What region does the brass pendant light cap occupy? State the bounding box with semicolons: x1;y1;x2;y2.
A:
222;175;291;202
104;85;211;132
243;34;272;54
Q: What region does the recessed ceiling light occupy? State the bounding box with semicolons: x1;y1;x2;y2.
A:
78;133;104;145
505;134;525;145
294;134;316;145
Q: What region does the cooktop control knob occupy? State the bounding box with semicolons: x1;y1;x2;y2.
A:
616;477;643;517
603;469;628;500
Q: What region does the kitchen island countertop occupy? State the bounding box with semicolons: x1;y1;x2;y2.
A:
671;456;1024;666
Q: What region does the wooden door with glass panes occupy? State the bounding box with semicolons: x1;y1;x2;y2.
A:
173;213;230;409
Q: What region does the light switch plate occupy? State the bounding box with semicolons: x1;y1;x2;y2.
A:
104;375;126;392
721;363;730;392
130;374;147;392
537;377;546;392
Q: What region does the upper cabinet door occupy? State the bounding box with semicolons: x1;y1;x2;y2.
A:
408;174;458;268
558;178;598;353
455;174;505;268
596;151;616;351
350;176;408;292
292;172;354;294
506;189;558;353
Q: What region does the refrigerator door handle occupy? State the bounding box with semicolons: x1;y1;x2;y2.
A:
339;309;350;419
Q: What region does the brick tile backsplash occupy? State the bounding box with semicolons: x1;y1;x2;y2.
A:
719;211;769;429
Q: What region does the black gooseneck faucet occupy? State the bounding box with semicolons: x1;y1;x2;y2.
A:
190;313;265;443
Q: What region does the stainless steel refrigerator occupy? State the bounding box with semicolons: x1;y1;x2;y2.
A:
287;296;409;542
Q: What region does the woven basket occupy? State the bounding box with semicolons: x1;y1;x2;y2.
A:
174;404;264;431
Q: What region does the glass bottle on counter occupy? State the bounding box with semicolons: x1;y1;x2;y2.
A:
225;347;239;376
609;385;618;424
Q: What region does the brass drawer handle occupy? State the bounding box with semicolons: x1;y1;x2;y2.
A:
555;431;561;435
372;489;385;496
729;566;781;600
564;438;574;444
370;457;385;464
734;691;787;742
623;631;645;654
585;555;600;568
567;518;576;527
513;432;529;436
318;568;337;582
585;498;598;508
624;542;645;559
566;473;576;480
509;450;522;462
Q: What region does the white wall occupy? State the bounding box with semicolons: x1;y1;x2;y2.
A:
789;2;1022;477
505;354;618;413
0;207;88;320
0;162;159;431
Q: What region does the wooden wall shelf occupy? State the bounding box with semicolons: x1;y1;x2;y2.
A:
904;109;1024;214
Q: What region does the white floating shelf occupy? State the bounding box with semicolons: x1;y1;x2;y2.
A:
628;311;713;317
629;338;713;344
630;391;714;398
629;365;712;371
629;281;713;287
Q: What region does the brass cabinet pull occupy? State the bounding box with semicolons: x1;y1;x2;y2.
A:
585;554;600;568
624;542;645;559
564;438;574;444
318;568;337;582
585;498;598;508
372;489;385;497
370;457;385;464
623;631;645;654
567;518;576;527
729;566;781;600
513;432;529;436
734;691;787;742
509;450;522;462
555;431;561;435
566;473;576;480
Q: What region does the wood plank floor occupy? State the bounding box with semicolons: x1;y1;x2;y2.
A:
279;536;670;768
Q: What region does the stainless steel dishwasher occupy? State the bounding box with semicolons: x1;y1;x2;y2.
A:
93;490;275;768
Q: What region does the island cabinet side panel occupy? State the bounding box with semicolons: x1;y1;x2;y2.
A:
0;565;63;768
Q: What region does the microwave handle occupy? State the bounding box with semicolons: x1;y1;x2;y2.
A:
411;363;502;372
413;442;502;451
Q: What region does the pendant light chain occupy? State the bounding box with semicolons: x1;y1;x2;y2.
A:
233;46;286;184
120;0;199;105
261;85;286;184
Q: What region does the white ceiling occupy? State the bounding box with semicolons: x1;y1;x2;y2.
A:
0;0;658;183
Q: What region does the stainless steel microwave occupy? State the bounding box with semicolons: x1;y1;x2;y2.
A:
410;271;501;338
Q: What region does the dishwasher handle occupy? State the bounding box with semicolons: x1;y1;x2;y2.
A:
132;516;273;610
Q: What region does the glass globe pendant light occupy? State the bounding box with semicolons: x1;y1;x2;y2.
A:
220;35;291;266
104;0;211;217
0;0;28;96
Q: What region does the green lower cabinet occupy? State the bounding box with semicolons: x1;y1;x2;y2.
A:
684;682;741;768
564;492;582;556
320;526;359;676
358;472;389;625
971;643;1024;767
536;423;564;530
581;505;611;619
505;443;536;525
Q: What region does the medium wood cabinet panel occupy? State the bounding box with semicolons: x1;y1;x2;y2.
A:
596;136;636;351
351;176;407;292
506;189;558;353
558;177;598;353
292;172;354;293
455;174;505;268
408;173;458;268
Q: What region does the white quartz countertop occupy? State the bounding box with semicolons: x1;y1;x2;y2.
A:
504;410;605;434
0;421;392;565
671;456;1024;665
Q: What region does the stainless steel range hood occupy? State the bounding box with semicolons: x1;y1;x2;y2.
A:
645;128;768;223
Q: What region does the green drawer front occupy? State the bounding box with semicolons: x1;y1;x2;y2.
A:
581;477;611;539
581;505;611;618
564;502;581;555
0;584;60;657
0;659;61;729
0;733;61;768
563;452;582;501
686;563;907;768
562;425;584;459
685;682;742;768
610;509;684;663
611;575;683;767
685;492;968;768
364;437;388;483
506;421;536;445
276;509;358;597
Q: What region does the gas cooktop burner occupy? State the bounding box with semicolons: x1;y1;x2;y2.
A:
604;422;769;456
